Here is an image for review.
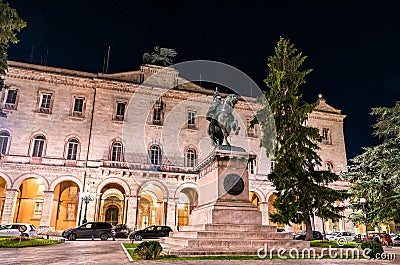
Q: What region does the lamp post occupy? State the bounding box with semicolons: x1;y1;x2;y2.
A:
81;184;93;225
360;198;369;240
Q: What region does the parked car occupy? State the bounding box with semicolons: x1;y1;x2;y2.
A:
392;235;400;246
294;230;323;240
0;223;37;237
62;222;114;241
113;224;131;238
362;232;393;246
129;225;172;241
277;228;287;233
326;231;355;242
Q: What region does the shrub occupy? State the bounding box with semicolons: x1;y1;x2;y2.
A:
135;241;162;260
360;241;383;258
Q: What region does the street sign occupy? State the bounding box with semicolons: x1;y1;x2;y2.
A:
18;225;27;233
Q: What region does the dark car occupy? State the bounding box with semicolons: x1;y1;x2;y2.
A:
129;225;172;241
113;224;132;238
294;231;323;240
62;222;114;241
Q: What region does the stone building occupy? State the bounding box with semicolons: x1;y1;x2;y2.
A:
0;61;351;234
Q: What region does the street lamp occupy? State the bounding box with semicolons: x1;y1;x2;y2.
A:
81;184;93;225
360;198;369;240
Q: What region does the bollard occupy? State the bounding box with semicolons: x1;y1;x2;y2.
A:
47;234;49;239
92;234;94;241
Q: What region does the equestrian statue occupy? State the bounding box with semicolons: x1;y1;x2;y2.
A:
206;88;240;147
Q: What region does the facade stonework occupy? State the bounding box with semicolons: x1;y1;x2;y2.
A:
0;61;351;234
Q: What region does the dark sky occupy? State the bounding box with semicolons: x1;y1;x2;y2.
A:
7;0;400;160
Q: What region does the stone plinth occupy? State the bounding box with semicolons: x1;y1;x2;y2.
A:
160;147;309;256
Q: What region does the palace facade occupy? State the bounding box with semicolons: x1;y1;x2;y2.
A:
0;61;352;234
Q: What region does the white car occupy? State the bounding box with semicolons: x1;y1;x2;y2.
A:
0;223;38;237
327;231;355;242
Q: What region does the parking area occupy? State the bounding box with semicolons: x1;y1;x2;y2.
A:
0;239;399;265
0;238;131;265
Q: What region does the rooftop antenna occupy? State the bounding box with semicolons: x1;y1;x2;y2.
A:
44;49;48;66
29;44;35;63
102;46;111;73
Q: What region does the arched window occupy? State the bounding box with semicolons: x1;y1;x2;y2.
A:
111;142;123;161
326;161;333;172
149;145;161;168
185;149;196;168
32;135;46;157
66;139;79;160
0;131;10;154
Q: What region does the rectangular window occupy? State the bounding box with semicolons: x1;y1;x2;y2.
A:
39;93;52;113
72;97;84;117
248;158;256;174
69;187;78;198
322;128;331;145
33;202;43;218
270;159;275;173
4;89;17;109
152;99;163;125
66;203;76;220
187;111;196;129
247;119;256;137
115;102;126;121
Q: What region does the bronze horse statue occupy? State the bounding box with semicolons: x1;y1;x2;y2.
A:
206;94;240;147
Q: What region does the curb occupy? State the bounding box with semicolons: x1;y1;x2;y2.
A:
121;243;134;262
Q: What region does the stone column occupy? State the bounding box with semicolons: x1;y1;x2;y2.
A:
165;198;177;229
39;191;55;234
259;202;269;225
1;189;18;225
125;196;137;230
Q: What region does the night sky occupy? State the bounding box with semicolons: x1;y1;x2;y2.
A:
6;0;400;160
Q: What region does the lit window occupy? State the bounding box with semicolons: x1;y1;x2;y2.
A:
186;149;196;167
0;131;10;154
149;145;161;168
72;97;84;117
152;99;164;125
33;202;43;218
187;111;196;129
39;94;52;113
69;187;78;198
32;135;46;157
66;139;79;160
111;142;123;161
66;203;76;220
247;118;256;137
4;89;17;109
322;128;331;145
248;158;256;174
115;102;126;121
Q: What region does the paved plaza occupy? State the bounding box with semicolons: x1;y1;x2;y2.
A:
0;239;399;265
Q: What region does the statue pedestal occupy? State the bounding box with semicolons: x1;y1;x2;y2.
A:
160;147;309;256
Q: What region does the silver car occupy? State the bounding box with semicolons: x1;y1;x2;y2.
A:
0;223;38;237
327;231;355;242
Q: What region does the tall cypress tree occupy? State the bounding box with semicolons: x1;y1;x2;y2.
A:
256;37;347;240
345;102;400;227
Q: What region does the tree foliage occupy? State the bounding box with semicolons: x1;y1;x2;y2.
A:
0;0;26;76
0;0;25;117
344;102;400;226
255;37;347;240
